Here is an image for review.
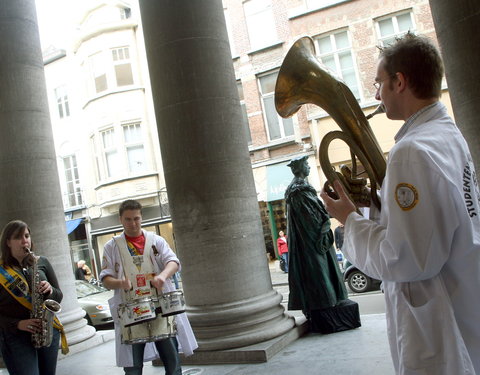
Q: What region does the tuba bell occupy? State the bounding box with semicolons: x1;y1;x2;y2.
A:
275;36;386;210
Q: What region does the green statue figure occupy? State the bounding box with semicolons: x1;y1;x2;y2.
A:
285;155;360;333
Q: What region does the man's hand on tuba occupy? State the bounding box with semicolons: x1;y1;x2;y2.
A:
339;165;371;207
321;180;357;225
323;165;370;207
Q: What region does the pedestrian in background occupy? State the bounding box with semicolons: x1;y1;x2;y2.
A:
277;230;289;273
74;260;91;281
334;224;344;251
334;224;345;269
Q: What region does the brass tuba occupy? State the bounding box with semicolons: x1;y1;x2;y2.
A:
275;36;386;210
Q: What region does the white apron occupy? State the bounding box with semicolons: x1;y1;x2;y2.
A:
101;231;198;367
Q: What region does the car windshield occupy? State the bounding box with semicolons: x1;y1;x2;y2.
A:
76;281;108;298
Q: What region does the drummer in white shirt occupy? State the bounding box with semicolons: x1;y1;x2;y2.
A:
100;199;197;375
321;33;480;375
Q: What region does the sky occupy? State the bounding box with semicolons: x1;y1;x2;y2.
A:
35;0;92;50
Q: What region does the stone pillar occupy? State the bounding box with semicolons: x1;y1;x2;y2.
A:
0;0;94;346
428;0;480;172
139;0;295;351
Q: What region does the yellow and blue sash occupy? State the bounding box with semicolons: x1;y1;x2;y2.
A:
0;260;69;354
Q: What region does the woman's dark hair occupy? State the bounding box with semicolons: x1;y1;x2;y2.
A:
119;199;143;217
0;220;33;267
379;32;444;99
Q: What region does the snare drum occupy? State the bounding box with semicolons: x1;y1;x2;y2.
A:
157;291;186;317
120;315;176;345
118;298;156;327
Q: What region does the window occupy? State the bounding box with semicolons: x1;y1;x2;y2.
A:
90;52;108;94
123;123;146;173
259;72;294;141
244;0;277;51
237;82;251;145
313;30;361;100
112;47;134;87
101;128;121;178
62;155;83;208
55;85;70;119
376;12;415;46
120;7;131;20
93;123;148;182
87;46;135;97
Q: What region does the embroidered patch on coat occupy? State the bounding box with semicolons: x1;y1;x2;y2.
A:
102;256;108;269
395;183;419;211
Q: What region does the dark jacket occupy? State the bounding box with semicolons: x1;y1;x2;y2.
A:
334;226;345;250
0;256;63;332
277;236;289;255
75;267;86;281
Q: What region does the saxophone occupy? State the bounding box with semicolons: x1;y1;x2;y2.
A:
23;248;62;348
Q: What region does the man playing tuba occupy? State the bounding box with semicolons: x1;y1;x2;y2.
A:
321;33;480;374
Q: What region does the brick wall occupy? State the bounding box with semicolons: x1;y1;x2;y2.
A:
225;0;436;179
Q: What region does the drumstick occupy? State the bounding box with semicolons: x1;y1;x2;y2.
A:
122;275;133;292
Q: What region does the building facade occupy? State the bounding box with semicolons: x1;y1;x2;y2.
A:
224;0;453;256
42;0;452;276
43;1;174;277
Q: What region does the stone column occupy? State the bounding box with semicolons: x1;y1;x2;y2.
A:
428;0;480;172
139;0;295;351
0;0;94;347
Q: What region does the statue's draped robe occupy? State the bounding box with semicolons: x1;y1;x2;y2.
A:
285;177;348;313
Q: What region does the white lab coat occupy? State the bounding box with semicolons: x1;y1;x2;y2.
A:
343;102;480;374
100;230;198;367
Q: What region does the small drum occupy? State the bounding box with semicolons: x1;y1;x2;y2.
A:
118;298;156;327
157;291;186;317
120;314;176;345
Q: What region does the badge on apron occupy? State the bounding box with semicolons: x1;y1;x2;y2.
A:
136;274;146;287
134;287;151;297
395;183;419;211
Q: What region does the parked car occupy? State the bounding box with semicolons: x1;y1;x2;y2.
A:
343;260;382;293
75;280;114;328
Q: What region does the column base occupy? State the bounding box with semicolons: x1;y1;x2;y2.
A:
154;315;308;365
58;329;115;359
186;290;297;351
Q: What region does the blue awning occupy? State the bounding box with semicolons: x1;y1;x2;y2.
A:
66;218;83;234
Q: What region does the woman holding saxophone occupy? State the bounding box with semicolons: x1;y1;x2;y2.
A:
0;220;63;375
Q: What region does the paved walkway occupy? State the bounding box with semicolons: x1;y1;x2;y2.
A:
2;261;394;375
54;314;394;375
